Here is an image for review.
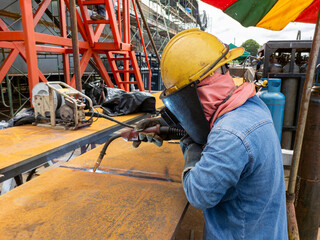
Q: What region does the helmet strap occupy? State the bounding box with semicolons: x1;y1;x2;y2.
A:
221;65;228;75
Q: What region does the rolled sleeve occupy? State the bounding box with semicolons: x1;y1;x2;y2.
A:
183;129;250;209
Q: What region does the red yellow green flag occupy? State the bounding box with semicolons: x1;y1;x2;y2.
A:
202;0;320;30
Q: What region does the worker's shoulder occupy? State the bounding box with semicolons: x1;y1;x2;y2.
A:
213;95;273;140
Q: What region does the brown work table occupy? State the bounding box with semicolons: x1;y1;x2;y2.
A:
0;137;188;239
0;92;163;182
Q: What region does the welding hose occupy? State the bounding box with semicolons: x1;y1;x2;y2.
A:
93;134;122;172
93;127;186;172
85;111;134;129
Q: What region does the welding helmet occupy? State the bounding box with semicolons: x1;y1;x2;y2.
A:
160;29;244;144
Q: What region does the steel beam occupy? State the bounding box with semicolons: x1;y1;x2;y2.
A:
59;0;71;85
13;43;48;83
70;48;93;87
0;0;149;94
20;0;40;97
105;0;121;49
92;52;114;87
33;0;52;27
36;46;67;53
0;49;19;84
35;33;90;49
0;42;15;49
94;24;106;42
63;0;88;41
77;0;95;47
0;31;24;41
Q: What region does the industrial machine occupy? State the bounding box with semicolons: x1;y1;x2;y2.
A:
32;82;93;130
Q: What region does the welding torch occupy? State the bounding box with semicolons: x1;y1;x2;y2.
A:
93;124;186;172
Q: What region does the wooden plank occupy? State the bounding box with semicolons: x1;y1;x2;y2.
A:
0;167;187;239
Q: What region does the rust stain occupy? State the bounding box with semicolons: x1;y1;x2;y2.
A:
0;168;187;239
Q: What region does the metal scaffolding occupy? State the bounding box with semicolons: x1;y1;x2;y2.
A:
0;0;204;120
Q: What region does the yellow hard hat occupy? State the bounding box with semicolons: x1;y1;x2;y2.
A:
161;28;244;93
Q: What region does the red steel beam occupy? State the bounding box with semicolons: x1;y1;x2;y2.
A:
106;51;125;90
92;52;114;87
94;24;106;42
0;32;24;41
129;51;145;91
65;48;87;54
0;18;47;83
0;19;46;83
20;0;40;96
80;0;105;4
35;33;90;49
59;0;71;85
0;49;19;84
70;48;92;87
0;18;9;31
14;43;48;83
117;0;122;40
94;42;131;51
63;0;88;41
123;0;129;44
36;46;67;53
0;42;15;49
77;1;95;47
123;0;130;91
0;0;144;94
105;0;121;49
0;33;90;50
33;0;52;27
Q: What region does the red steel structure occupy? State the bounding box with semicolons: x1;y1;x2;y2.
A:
0;0;151;98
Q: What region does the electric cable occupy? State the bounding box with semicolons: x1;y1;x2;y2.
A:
84;106;95;123
99;106;135;128
93;134;122;172
91;107;100;123
85;108;134;128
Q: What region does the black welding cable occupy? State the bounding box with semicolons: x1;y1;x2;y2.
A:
93;133;122;172
83;107;95;123
99;106;135;129
85;109;134;128
91;107;100;123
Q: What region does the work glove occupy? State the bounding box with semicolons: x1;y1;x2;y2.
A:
180;135;203;178
132;117;167;148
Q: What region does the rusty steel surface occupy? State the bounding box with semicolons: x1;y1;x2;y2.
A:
0;93;162;176
0;113;140;171
63;138;184;183
0;167;187;239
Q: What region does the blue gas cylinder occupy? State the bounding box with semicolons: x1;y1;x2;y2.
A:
259;78;285;141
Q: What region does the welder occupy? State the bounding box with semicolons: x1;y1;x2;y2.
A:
134;29;288;240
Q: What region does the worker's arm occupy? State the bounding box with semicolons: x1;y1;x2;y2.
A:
182;129;249;209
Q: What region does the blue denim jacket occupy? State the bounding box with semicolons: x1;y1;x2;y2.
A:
183;96;288;240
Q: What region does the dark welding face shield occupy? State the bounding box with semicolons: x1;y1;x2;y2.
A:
160;81;210;145
159;42;232;145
